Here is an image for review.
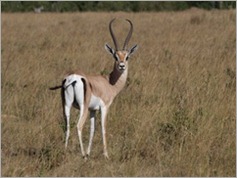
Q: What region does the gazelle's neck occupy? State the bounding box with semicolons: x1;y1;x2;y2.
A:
109;63;128;94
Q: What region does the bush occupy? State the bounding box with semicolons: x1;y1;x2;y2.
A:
1;1;236;12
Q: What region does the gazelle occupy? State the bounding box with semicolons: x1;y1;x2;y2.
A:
50;18;138;159
34;6;44;13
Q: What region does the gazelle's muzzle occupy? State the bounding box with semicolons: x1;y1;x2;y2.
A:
118;62;126;71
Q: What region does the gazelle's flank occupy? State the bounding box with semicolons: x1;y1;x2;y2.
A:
50;18;138;159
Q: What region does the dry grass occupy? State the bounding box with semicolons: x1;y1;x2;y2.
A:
1;9;236;176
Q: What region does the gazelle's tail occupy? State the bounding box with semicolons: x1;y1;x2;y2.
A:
49;85;62;90
49;76;78;91
49;79;66;90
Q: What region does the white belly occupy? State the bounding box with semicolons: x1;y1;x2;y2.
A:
89;95;104;110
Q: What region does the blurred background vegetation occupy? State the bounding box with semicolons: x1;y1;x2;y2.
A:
1;1;236;13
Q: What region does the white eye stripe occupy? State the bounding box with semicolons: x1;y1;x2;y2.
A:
124;53;129;60
114;54;119;61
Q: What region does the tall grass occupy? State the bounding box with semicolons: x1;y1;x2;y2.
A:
1;9;236;176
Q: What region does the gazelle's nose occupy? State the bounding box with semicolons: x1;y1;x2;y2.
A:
119;63;125;70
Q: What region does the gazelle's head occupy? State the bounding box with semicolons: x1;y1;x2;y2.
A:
105;18;138;72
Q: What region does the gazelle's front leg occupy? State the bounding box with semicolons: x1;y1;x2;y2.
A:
101;106;109;159
86;110;96;157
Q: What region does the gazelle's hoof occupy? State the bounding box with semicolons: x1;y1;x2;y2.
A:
83;154;89;160
104;153;110;160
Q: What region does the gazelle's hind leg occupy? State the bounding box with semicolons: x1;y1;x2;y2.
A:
73;79;89;158
63;85;74;148
77;104;87;157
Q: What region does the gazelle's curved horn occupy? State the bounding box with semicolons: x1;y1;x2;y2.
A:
123;19;133;50
109;18;118;51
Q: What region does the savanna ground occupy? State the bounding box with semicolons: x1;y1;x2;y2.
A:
1;9;236;176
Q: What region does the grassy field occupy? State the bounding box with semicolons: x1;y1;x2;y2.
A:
1;9;236;176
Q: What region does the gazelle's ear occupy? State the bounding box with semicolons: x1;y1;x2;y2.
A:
128;44;138;56
105;44;115;55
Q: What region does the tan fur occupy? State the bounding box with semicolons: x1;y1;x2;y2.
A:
116;51;127;62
